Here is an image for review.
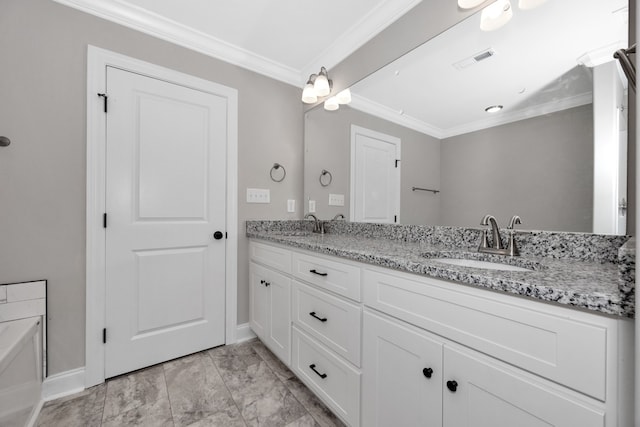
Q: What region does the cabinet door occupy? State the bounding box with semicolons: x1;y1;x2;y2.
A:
362;310;443;427
443;346;605;427
249;262;269;340
267;268;291;365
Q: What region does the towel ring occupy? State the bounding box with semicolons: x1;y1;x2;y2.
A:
270;163;286;182
319;169;332;187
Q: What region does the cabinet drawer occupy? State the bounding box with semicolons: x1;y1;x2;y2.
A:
292;252;361;301
292;281;361;367
363;268;607;401
250;241;291;273
291;326;360;427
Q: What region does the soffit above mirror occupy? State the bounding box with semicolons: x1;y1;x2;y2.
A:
350;0;628;138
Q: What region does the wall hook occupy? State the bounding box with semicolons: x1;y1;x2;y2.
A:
0;136;11;147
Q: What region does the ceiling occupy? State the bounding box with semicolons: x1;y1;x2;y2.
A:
53;0;421;85
349;0;629;138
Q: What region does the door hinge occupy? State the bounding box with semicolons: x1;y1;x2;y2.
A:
225;232;228;239
97;93;108;113
394;215;397;223
395;159;400;168
103;213;107;229
102;328;107;344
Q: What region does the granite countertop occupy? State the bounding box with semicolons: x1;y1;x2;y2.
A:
247;228;635;318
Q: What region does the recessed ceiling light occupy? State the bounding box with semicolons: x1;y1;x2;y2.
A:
485;105;503;113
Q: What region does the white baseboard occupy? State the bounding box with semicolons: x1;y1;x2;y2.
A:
236;322;256;343
36;326;253;408
26;399;44;427
42;367;86;402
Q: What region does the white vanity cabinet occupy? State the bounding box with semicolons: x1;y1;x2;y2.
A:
249;243;292;365
362;266;632;427
249;241;363;427
249;240;633;427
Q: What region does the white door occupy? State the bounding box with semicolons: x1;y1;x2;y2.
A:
616;99;628;235
362;310;443;427
105;66;227;378
350;125;400;223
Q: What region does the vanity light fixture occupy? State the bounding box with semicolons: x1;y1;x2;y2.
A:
301;66;352;111
485;105;504;113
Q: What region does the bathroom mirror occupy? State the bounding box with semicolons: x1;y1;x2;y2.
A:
304;0;630;234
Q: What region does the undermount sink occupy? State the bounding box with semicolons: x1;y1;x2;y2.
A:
422;250;544;272
431;258;534;272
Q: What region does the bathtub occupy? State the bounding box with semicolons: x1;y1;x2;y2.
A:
0;317;43;427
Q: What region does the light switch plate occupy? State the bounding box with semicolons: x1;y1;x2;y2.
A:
246;188;270;203
287;199;295;213
329;193;345;206
308;200;316;213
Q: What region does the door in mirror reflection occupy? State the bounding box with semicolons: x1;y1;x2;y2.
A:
350;125;401;223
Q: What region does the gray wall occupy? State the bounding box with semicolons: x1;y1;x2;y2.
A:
440;105;594;232
0;0;303;375
304;106;440;224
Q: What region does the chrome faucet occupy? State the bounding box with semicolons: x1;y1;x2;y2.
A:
304;213;324;234
478;214;521;256
480;214;504;250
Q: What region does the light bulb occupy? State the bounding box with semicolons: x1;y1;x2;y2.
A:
301;83;317;104
336;89;351;104
324;96;339;111
480;0;513;31
314;67;331;97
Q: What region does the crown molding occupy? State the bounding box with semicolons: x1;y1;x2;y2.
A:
300;0;422;79
441;93;593;138
349;94;446;139
351;92;593;140
52;0;301;85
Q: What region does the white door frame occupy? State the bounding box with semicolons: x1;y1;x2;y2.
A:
85;46;238;387
349;125;401;223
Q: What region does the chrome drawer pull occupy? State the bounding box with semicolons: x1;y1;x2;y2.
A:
309;311;328;322
309;364;328;379
310;269;328;277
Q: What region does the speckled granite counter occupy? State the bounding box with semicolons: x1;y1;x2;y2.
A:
247;221;635;318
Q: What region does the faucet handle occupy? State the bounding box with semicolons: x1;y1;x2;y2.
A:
506;216;521;256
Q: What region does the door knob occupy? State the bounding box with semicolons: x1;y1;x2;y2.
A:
213;231;224;240
422;368;433;378
446;380;458;392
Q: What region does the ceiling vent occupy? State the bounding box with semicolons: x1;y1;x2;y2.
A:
453;48;496;70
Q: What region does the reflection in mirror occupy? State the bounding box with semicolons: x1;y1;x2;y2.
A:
303;0;630;234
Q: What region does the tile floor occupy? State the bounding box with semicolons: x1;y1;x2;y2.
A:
36;339;345;427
